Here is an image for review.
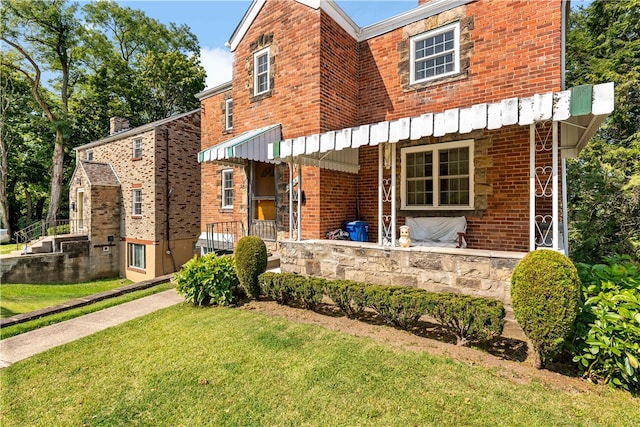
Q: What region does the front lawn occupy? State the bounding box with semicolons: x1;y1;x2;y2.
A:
0;278;132;318
1;305;637;426
0;243;16;255
0;282;174;340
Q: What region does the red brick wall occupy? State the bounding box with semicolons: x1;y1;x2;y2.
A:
358;0;563;124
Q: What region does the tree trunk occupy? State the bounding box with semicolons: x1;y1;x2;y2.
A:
25;188;32;221
45;129;64;226
0;133;10;235
534;349;544;369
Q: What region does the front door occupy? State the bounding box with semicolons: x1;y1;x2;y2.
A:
251;162;276;240
77;189;85;231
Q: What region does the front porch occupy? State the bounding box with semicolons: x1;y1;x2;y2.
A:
278;239;525;338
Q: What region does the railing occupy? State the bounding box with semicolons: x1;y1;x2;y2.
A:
205;221;245;254
250;220;277;241
204;220;278;254
14;219;87;252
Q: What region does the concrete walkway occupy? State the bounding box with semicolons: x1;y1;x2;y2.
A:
0;289;183;368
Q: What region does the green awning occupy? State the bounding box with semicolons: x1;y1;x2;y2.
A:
198;124;281;164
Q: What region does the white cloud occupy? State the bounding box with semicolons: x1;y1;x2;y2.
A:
201;46;233;89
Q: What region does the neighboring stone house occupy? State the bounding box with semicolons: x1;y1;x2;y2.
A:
69;110;201;281
197;0;612;336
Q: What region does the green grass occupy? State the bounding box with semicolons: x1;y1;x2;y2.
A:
0;282;175;340
0;278;133;318
1;306;638;426
0;243;16;255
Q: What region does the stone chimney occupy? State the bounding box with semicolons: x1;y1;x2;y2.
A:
109;117;130;135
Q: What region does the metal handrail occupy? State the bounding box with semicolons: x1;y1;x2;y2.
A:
205;221;245;254
14;219;87;252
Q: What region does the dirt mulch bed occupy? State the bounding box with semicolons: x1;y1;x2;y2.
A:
240;299;599;394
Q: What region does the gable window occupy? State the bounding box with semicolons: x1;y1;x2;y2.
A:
132;188;142;216
221;169;234;209
86;150;93;161
128;243;145;270
401;140;474;210
225;98;233;130
132;138;142;159
410;22;460;84
254;47;270;96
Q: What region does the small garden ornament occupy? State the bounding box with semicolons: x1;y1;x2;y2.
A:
399;225;411;248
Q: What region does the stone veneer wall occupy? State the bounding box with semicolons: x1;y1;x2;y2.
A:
279;240;526;339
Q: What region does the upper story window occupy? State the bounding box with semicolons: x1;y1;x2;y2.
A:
401;140;474;210
410;22;460;85
225;98;233;130
221;169;234;209
254;47;270;96
86;150;93;161
132;138;142;159
132;188;142;216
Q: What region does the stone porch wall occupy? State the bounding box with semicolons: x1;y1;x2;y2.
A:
279;240;526;339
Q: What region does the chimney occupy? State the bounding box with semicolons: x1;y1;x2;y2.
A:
109;117;130;135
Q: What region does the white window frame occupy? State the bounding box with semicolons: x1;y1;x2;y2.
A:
86;150;93;161
132;138;143;159
128;243;146;269
132;188;142;216
400;140;474;210
225;98;233;130
253;47;270;96
221;169;234;209
410;22;460;85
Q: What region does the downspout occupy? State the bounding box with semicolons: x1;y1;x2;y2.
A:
561;0;568;90
162;128;177;272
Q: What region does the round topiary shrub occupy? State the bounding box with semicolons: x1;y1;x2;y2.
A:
174;253;239;306
511;249;581;368
235;236;268;298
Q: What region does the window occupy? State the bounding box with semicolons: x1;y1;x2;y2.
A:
221;169;234;209
254;47;270;95
86;150;93;161
132;138;142;159
128;243;145;269
132;189;142;216
410;22;460;84
225;98;233;130
401;140;474;210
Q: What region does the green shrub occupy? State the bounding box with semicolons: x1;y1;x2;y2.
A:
570;256;639;391
511;250;581;368
364;285;433;329
324;280;369;319
174;254;239;306
429;293;504;346
290;276;326;310
47;224;70;235
235;236;268;298
259;272;293;305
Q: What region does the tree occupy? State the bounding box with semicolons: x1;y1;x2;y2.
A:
1;0;205;234
1;0;83;226
566;0;640;263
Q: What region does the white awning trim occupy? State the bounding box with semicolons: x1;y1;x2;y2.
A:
268;83;614;167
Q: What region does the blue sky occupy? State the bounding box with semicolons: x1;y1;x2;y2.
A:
115;0;416;88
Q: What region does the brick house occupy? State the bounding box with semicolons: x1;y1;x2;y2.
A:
69;111;201;281
197;0;612;333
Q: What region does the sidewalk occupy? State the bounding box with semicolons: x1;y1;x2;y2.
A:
0;289;183;368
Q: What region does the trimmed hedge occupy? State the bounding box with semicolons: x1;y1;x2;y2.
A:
324;280;369;319
235;236;268;298
258;272;505;346
511;250;581;368
429;293;505;346
364;285;433;329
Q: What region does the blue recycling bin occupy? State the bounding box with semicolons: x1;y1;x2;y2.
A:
344;221;368;242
